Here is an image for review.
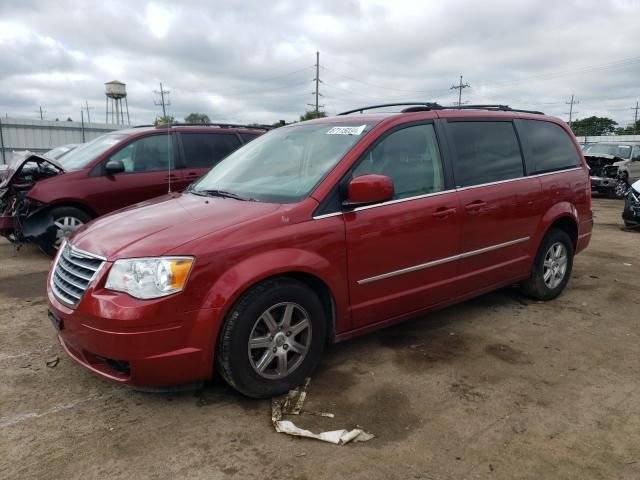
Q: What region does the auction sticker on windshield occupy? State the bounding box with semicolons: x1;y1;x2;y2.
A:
326;125;367;135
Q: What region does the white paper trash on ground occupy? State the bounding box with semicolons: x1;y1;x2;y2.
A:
271;377;374;446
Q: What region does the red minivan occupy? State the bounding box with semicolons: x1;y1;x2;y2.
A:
46;104;593;398
0;124;264;254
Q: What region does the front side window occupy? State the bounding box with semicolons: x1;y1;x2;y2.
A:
449;121;524;187
181;133;241;168
107;134;174;173
352;124;444;199
190;122;375;203
522;120;581;173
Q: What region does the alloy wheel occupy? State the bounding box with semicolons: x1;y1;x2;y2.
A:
247;302;312;380
53;216;84;248
543;242;568;289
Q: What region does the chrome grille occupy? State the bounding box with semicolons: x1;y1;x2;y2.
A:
51;244;105;308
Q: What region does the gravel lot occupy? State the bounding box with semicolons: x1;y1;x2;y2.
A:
0;198;638;480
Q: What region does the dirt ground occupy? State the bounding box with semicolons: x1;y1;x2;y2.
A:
0;197;638;480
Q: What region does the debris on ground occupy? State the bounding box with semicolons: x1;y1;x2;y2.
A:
512;423;526;434
45;356;59;368
271;378;374;445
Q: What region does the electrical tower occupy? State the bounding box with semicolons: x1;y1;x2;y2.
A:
307;51;324;118
632;101;639;134
565;94;579;128
154;82;171;121
450;75;470;107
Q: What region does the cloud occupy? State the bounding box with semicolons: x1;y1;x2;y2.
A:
0;0;638;127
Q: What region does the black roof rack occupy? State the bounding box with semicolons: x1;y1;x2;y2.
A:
338;102;442;116
153;123;272;131
337;103;544;116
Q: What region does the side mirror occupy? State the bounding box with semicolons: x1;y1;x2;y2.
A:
104;159;125;175
345;174;394;207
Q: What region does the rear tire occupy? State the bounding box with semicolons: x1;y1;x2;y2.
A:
216;278;326;398
521;228;574;301
39;206;92;257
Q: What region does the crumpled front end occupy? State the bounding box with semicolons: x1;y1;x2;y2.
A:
586;154;626;193
0;153;64;245
623;181;640;228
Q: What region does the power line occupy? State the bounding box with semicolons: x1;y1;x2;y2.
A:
322;65;451;96
450;75;470;107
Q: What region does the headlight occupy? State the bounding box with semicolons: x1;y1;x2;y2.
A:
105;257;194;299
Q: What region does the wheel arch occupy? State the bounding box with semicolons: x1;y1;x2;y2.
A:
203;249;347;345
534;202;579;254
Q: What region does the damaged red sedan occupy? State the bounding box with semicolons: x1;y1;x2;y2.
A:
47;104;593;398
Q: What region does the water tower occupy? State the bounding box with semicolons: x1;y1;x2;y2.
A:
105;80;130;125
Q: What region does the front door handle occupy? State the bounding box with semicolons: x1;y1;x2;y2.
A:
432;207;457;218
464;200;487;211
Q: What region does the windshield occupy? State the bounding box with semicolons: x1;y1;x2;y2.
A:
45;144;77;160
58;133;128;170
189;122;373;203
583;143;633;159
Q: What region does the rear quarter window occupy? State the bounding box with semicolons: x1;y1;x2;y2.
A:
448;121;524;187
521;120;581;174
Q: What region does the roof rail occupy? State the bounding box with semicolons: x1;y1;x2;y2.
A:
131;124;155;128
154;122;272;131
338;103;544;116
338;102;442;116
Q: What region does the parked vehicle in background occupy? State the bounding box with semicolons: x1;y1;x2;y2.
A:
0;124;266;254
622;178;640;228
46;103;593;398
44;144;79;160
584;142;640;198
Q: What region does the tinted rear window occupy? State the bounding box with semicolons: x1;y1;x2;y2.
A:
449;121;524;187
522;120;580;173
181;133;241;168
239;133;260;144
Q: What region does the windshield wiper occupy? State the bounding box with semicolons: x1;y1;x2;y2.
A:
191;189;253;201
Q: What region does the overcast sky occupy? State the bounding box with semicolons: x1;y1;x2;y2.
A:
0;0;638;127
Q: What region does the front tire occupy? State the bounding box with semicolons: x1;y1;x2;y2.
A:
216;278;326;398
521;228;574;301
613;178;628;199
39;206;91;256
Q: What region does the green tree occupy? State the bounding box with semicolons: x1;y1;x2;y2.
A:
154;115;176;126
615;120;640;135
184;113;210;124
299;110;327;122
570;116;618;136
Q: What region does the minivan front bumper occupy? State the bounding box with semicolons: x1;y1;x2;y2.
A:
47;283;221;386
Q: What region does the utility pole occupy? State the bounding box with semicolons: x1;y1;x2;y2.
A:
85;100;93;124
37;106;46;120
80;110;86;142
154;82;171;120
307;51;324;118
566;94;579;128
632;101;639;134
450;75;470;107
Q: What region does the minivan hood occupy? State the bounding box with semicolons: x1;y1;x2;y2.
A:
70;192;281;259
0;152;64;188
